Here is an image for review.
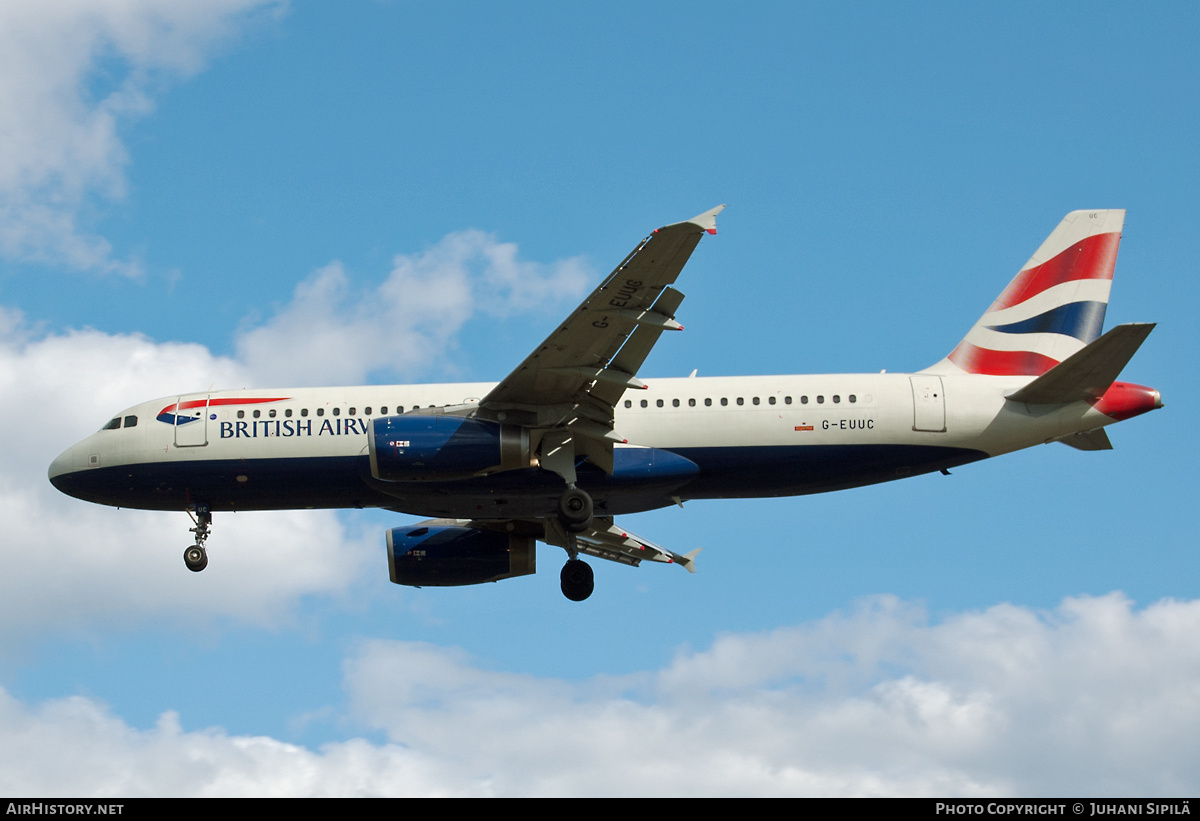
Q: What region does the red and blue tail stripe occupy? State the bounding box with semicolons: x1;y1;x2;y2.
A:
930;210;1125;377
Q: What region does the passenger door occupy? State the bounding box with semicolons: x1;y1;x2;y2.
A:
173;395;210;447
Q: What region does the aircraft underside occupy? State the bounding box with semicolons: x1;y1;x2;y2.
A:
51;443;989;516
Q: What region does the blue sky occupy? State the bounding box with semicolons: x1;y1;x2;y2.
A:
0;0;1196;796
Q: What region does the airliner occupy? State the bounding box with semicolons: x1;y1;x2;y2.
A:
48;207;1162;601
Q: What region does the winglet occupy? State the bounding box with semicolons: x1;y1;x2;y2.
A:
686;204;726;235
678;548;701;574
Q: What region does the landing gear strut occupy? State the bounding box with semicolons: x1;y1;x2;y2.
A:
560;558;594;602
556;486;594;599
557;486;593;533
183;506;211;572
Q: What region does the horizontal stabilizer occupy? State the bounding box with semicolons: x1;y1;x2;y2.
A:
1054;428;1113;451
1007;323;1155;405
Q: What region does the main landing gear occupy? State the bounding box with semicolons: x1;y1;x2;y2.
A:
556;486;595;600
183;505;211;572
560;558;594;602
557;486;593;533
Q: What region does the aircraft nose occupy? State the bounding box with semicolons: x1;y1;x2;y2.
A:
48;441;89;497
49;435;124;506
48;446;73;483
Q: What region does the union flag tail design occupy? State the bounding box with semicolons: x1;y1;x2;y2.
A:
928;210;1125;376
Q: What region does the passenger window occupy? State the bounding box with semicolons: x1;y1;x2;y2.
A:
752;397;760;405
124;415;138;427
817;395;825;404
285;409;293;418
269;409;276;417
253;410;261;418
705;398;712;406
364;407;372;415
237;410;245;419
833;395;840;404
849;395;857;403
640;399;648;408
102;417;121;431
672;399;680;407
801;396;808;404
624;400;632;408
688;398;696;407
396;406;404;413
656;399;664;408
768;396;776;405
301;408;309;417
349;407;356;416
721;398;728;406
380;406;387;415
333;407;340;416
785;396;792;404
736;397;744;406
317;409;324;417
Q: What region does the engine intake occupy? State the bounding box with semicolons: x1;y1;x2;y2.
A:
386;523;536;587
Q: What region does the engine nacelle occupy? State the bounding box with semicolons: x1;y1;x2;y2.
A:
386;523;536;587
368;415;530;481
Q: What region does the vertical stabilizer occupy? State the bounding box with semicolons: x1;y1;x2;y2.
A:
926;210;1125;376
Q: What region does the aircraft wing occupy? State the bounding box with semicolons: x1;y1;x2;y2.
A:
559;517;699;572
470;516;700;573
476;206;724;473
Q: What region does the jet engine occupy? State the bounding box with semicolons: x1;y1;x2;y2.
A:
368;415;530;481
386;523;536;587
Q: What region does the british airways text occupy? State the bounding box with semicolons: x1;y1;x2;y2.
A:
219;419;367;439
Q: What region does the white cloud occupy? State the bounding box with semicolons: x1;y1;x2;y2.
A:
0;311;374;637
0;0;281;273
235;230;590;386
0;691;440;798
0;593;1196;796
337;594;1200;796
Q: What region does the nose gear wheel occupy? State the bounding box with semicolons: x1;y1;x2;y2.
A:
183;506;212;573
183;544;208;572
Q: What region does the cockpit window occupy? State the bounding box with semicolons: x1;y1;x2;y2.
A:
102;417;121;431
124;415;138;428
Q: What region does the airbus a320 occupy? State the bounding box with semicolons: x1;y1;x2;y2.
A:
49;207;1162;600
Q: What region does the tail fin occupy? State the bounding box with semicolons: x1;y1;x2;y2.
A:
927;210;1125;376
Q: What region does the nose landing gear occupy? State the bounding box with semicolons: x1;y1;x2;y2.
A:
183;506;212;572
183;544;207;572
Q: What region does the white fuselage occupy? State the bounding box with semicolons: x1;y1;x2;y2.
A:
48;370;1121;518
